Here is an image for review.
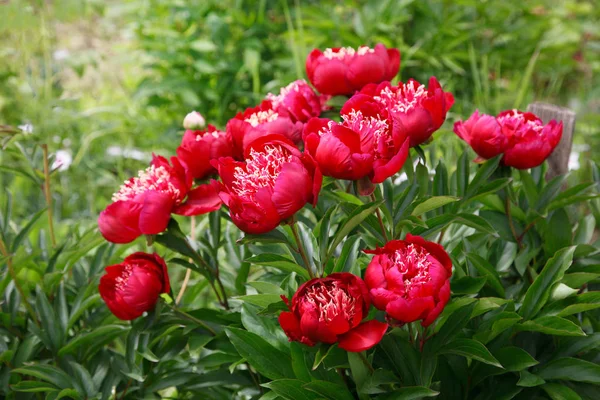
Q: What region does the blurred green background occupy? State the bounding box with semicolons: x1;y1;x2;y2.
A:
0;0;599;225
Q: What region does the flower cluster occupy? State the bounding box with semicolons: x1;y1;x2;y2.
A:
97;43;563;355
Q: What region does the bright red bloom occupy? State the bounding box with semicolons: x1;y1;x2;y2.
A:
213;135;322;234
364;235;452;327
226;100;303;159
306;44;400;96
303;94;409;184
361;77;454;147
176;125;233;180
266;80;321;123
278;273;388;352
98;155;221;244
454;109;563;169
99;252;170;320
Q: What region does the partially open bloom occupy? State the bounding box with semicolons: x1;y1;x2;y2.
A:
226;100;303;159
98;155;222;243
306;44;400;96
176;125;233;180
361;77;454;147
99;252;170;320
365;235;452;327
454;109;563;169
278;273;388;352
213;135;321;234
266;80;321;123
303;94;409;184
183;111;206;130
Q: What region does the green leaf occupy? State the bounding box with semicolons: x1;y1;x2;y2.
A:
262;379;320;400
494;346;538;371
11;208;47;252
541;383;582;400
378;386;440;400
439;338;502;368
544;209;572;254
10;380;59;393
451;276;487;295
331;235;362;274
237;294;284;308
58;325;128;357
412;196;459;216
241;304;288;352
428;301;476;352
537;358;600;384
466;253;505;297
246;254;309;279
238;228;291;246
11;365;73;389
464;155;502;199
55;389;82;400
328;201;384;259
377;332;419;386
474;311;522;344
226;327;294;381
555;333;600;359
290;342;312;382
348;352;371;390
520;247;576;320
518;316;585;336
303;380;355;400
35;286;62;352
517;371;545;387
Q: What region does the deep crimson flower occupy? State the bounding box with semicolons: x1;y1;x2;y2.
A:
99;252;170;320
364;234;452;327
98;155;221;244
454;109;563;169
213;135;322;234
278;273;388;352
303;94;409;184
266;80;321;123
226;100;303;159
176;125;233;180
360;77;454;147
306;44;400;96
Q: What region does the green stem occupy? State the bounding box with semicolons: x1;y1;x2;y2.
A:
370;193;389;242
357;351;375;374
41;144;56;247
164;301;216;336
504;196;522;249
290;221;315;279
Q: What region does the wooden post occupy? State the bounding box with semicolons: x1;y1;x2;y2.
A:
526;102;576;180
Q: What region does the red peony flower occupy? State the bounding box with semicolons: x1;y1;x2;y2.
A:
226;100;303;159
278;273;388;352
98;155;222;244
454;109;563;169
303;94;409;184
213;135;322;234
176;125;233;180
306;44;400;96
99;252;170;320
266;80;322;123
364;234;452;327
361;77;454;147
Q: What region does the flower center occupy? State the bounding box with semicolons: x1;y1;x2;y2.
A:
267;80;303;108
392;244;432;293
375;81;426;114
304;281;357;323
114;264;133;291
323;46;374;60
232;145;292;200
245;109;279;127
196;129;225;140
342;109;391;158
496;109;544;134
112;165;182;203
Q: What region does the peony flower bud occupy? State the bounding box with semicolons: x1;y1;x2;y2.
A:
99;252;170;320
454;109;563;169
278;273;388;352
365;234;452;327
183;111;206;130
306;44;400;96
98;155;222;244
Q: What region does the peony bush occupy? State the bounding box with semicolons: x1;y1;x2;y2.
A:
5;43;600;400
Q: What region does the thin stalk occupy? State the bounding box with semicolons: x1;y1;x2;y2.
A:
41;144;56;247
370;194;389;242
215;271;230;310
290;221;315;279
357;351;375;374
0;238;40;326
164;301;216;336
119;379;132;400
504;196;522;249
176;216;196;305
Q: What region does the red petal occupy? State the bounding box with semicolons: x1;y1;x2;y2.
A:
138;191;174;235
338;320;388;352
98;201;143;244
174;181;222;216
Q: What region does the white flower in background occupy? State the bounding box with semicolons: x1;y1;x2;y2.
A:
182;111;206;130
52;150;72;172
568;144;590;171
53;49;70;61
18;123;33;134
106;146;148;161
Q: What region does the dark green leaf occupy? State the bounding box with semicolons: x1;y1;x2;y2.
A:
262;379;320;400
412;196;459;216
451;276;487;295
519;316;585;336
377;386;440;400
439;338;502;368
11;208;47;252
541;383;582;400
466;253;505;297
494;346;538;371
10;380;59;393
58;325;128;357
328;201;384;259
517;371;545;387
246;254;309;279
537;358;600;384
303;380;355;400
11;364;73;389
